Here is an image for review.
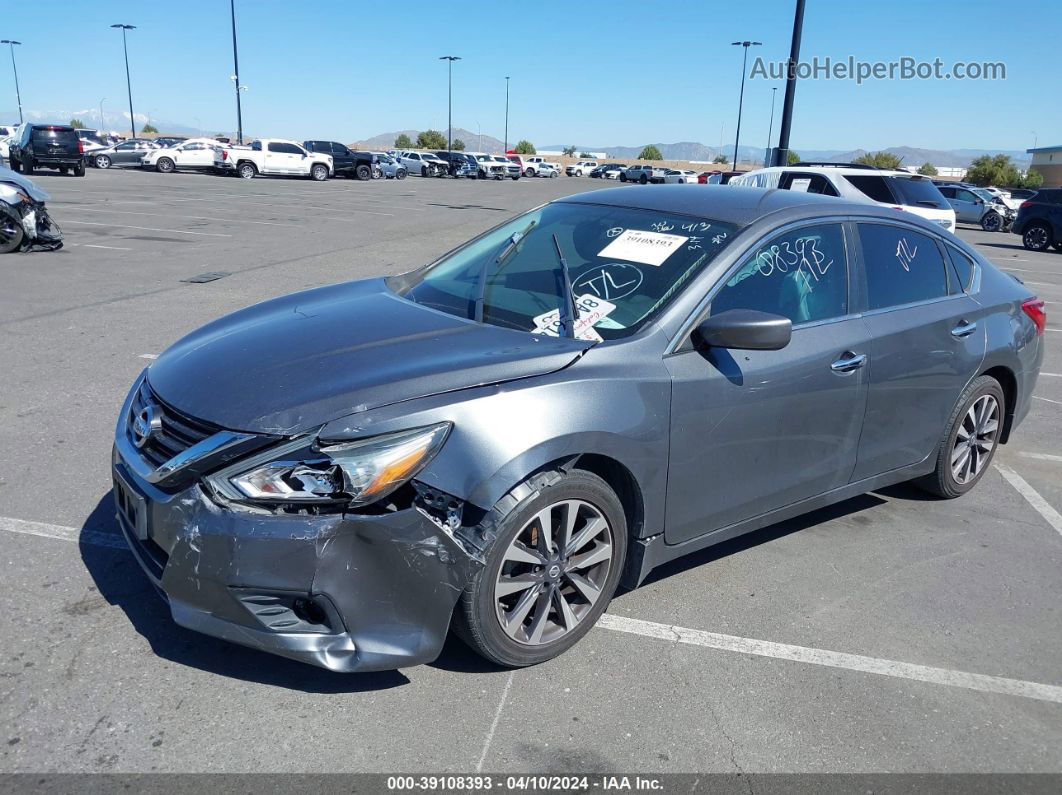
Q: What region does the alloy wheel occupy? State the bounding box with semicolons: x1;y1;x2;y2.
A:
1024;226;1050;250
494;499;613;646
951;394;999;485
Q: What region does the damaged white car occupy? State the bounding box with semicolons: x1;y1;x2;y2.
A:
0;165;62;252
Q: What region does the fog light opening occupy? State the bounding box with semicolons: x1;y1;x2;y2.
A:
292;597;328;627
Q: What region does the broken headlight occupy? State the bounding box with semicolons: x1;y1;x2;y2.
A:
206;423;451;508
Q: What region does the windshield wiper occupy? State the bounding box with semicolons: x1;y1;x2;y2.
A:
551;233;578;339
474;220;536;323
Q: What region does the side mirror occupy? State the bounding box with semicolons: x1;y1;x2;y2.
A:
975;198;983;205
693;309;792;351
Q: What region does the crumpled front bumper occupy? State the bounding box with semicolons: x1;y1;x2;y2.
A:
111;449;479;672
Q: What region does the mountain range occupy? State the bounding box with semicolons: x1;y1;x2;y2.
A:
3;110;1032;168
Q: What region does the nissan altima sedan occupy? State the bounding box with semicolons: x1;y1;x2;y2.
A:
112;186;1045;672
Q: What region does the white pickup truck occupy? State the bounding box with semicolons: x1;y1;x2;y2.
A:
215;138;333;180
565;160;599;177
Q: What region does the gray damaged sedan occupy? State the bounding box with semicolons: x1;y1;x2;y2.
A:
112;186;1046;672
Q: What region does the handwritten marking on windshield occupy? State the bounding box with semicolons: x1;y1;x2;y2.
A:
574;263;644;300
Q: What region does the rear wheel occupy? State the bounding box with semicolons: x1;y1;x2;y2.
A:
59;166;68;175
95;155;112;169
237;162;257;180
22;157;32;175
156;157;175;173
73;161;86;177
1022;223;1052;251
454;470;627;667
915;375;1004;498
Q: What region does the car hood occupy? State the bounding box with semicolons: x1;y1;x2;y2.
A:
147;278;591;435
0;165;49;202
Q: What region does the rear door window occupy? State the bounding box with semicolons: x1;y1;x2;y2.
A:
858;224;949;310
844;174;895;204
711;224;848;325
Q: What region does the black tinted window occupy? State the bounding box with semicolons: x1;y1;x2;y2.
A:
858;224;949;310
32;128;79;145
890;177;946;208
711;224;848;324
268;142;301;154
845;175;895;203
945;245;977;292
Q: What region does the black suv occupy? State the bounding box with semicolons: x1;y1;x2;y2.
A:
10;125;86;176
1012;189;1062;252
303;141;375;180
433;151;477;178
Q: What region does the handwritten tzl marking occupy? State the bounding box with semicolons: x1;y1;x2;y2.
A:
574;263;644;301
896;238;918;271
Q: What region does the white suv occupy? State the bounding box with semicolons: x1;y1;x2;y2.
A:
730;164;956;231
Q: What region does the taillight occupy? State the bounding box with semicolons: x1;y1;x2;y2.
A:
1019;200;1032;209
78;141;84;153
1022;299;1046;336
222;150;228;160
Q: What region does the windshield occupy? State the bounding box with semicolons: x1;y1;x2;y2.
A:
972;188;996;202
394;203;739;340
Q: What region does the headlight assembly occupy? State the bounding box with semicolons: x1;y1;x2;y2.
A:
206;422;451;508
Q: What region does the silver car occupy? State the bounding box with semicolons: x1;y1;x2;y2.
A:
112;186;1044;672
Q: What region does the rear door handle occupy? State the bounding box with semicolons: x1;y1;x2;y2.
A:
951;320;978;338
831;352;867;373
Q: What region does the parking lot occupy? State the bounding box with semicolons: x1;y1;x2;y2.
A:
1;169;1060;773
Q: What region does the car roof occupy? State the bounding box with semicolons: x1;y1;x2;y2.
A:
558;184;911;227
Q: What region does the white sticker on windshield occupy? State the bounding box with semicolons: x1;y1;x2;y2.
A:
532;294;616;342
596;229;688;267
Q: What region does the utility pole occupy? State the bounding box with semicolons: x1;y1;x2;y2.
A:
0;40;21;124
111;24;137;139
230;0;244;144
439;56;461;160
765;87;777;166
504;76;510;153
731;40;761;172
772;0;805;167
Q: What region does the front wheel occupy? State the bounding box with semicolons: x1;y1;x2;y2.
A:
1022;223;1052;252
396;168;407;180
0;206;25;253
915;375;1005;498
524;168;535;177
156;157;175;173
310;164;329;181
981;211;1003;232
453;470;627;668
619;173;627;182
95;155;112;169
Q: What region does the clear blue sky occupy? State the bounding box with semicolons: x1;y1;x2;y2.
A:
3;0;1057;151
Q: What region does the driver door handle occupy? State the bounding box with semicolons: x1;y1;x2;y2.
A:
831;352;867;373
951;320;978;338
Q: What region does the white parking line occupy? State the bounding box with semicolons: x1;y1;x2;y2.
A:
72;207;299;227
995;464;1062;538
1034;395;1062;405
475;670;515;773
1019;452;1062;463
1041;372;1061;377
0;516;128;550
62;220;231;237
67;243;134;251
4;512;1062;704
596;614;1062;704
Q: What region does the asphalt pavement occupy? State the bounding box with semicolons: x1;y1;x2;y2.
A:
1;168;1060;774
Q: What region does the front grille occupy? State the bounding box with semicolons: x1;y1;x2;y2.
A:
129;381;218;469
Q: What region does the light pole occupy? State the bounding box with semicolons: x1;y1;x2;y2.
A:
230;0;244;144
1031;131;1038;149
0;40;22;124
111;24;137;139
98;98;106;131
731;40;761;172
476;121;481;152
765;87;778;165
439;55;460;158
504;76;510;153
773;0;805;166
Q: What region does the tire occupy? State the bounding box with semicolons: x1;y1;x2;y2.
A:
396;168;407;180
237;162;257;180
421;165;428;177
1022;222;1052;252
0;206;25;253
524;168;534;177
74;161;86;177
619;173;627;182
549;170;558;178
22;157;32;176
59;166;68;175
355;164;372;181
95;155;111;169
1054;242;1062;252
511;176;519;181
8;156;18;173
639;174;648;184
914;375;1005;499
156;157;175;173
309;163;329;181
453;469;627;668
981;211;1003;233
